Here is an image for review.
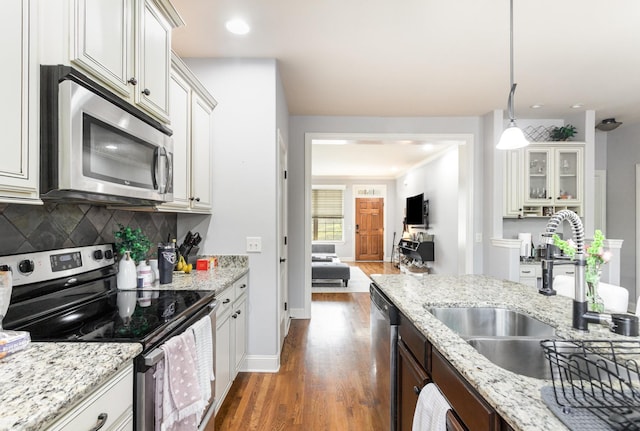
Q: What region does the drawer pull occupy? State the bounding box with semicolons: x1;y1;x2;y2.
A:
565;271;575;275
89;413;108;431
240;284;247;289
413;385;422;395
521;270;532;274
223;298;231;304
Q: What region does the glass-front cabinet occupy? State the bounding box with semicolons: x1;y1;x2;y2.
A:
525;149;552;204
516;143;584;217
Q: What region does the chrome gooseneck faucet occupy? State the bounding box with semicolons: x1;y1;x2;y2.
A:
539;210;638;335
539;210;590;330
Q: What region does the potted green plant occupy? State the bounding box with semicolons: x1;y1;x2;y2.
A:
549;124;577;141
114;224;151;264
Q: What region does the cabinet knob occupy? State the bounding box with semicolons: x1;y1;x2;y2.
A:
240;284;247;289
232;313;238;319
89;413;108;431
189;197;201;202
128;77;138;85
236;310;241;315
142;88;151;96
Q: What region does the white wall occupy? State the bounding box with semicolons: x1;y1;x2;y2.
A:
396;146;460;274
181;58;282;370
607;122;640;305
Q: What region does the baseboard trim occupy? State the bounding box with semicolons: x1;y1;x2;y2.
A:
290;307;309;319
242;354;280;372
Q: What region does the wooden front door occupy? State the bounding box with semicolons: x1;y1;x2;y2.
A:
355;198;384;261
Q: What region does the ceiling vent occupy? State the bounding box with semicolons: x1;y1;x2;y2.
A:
595;118;622;132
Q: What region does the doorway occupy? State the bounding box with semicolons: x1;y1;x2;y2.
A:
355;197;384;261
302;132;475;319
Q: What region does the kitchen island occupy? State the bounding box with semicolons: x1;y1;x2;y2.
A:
371;273;638;431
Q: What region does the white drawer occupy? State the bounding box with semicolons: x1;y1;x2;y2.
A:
234;275;248;299
554;266;577;277
47;363;133;431
519;265;541;278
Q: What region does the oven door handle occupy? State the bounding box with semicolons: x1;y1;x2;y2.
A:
144;347;164;367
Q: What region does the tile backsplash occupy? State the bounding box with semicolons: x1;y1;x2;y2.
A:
0;203;176;256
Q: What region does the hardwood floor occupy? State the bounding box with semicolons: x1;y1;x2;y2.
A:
211;261;397;431
343;261;401;278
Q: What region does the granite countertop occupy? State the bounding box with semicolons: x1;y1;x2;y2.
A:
123;254;249;293
0;342;142;431
370;273;638;431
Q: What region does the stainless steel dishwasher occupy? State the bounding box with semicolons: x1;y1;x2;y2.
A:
370;282;400;431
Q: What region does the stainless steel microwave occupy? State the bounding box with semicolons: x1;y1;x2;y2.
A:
40;65;173;205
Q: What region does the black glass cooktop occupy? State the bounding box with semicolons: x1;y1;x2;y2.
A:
5;280;214;345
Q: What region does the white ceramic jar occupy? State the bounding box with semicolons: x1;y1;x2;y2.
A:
116;251;137;289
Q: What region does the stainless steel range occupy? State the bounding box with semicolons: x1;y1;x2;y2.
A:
1;244;218;430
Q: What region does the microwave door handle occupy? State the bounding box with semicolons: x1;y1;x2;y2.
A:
164;151;173;195
152;147;160;190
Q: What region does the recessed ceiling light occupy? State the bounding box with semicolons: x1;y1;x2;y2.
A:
570;103;584;109
530;104;543;109
225;18;250;35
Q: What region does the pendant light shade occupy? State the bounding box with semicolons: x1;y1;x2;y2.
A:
497;0;529;150
497;119;529;149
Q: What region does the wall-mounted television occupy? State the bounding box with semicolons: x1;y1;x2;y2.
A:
405;193;428;227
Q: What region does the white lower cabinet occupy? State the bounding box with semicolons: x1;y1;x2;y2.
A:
215;274;248;413
47;363;134;431
519;263;576;288
519;264;540;288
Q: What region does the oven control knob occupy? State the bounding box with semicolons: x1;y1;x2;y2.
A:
104;249;114;260
18;259;34;275
93;250;104;260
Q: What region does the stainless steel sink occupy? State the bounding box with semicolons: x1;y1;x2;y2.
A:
426;307;558;378
426;307;556;338
466;337;552;379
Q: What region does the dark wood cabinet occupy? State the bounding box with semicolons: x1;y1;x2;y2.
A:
398;340;430;431
397;312;512;431
432;350;497;430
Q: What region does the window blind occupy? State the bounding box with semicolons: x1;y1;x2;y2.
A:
312;189;344;218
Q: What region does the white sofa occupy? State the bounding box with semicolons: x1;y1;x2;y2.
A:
553;275;629;313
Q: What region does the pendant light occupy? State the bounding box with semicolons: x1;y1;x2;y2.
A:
496;0;529;150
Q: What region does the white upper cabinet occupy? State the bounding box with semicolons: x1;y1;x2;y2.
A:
135;0;173;119
159;54;216;213
72;0;133;97
190;92;214;211
42;0;183;123
504;142;585;218
0;0;40;204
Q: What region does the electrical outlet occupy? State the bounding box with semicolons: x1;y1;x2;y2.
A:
475;233;483;243
246;237;262;252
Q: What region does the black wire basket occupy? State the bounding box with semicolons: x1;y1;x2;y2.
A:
541;339;640;430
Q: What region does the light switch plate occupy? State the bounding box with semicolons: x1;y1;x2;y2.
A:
246;237;262;252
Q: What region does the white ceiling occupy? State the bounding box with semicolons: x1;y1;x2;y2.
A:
170;0;640;176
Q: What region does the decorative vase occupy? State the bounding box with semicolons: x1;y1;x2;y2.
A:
117;251;137;290
587;277;605;313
